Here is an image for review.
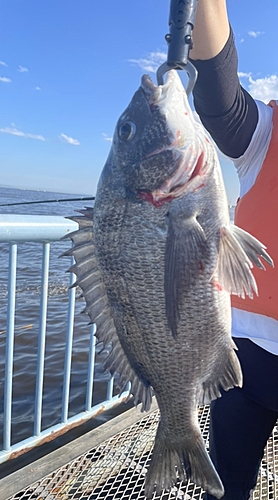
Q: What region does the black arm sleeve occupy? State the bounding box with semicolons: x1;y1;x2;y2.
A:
190;28;258;158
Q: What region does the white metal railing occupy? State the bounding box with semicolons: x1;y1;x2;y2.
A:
0;214;129;464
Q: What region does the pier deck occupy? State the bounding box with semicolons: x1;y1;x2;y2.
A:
2;402;278;500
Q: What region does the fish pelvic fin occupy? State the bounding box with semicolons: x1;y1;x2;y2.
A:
165;213;208;337
199;345;242;406
215;225;273;298
65;207;152;412
145;422;224;499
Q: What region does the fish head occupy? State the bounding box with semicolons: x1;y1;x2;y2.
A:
106;70;209;205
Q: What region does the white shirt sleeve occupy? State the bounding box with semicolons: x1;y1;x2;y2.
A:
231;100;273;198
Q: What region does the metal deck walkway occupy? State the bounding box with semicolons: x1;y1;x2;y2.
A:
2;402;278;500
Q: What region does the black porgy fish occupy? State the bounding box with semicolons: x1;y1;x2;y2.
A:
67;70;273;498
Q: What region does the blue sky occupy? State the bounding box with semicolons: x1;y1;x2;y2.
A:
1;0;278;203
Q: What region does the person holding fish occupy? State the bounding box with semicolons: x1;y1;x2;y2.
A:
190;1;278;499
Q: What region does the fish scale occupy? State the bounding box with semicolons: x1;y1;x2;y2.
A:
67;70;273;499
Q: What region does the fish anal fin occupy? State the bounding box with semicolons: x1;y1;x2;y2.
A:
199;346;242;406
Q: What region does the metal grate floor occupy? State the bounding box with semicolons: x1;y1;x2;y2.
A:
4;405;278;500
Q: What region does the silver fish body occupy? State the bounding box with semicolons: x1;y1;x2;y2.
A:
67;70;273;498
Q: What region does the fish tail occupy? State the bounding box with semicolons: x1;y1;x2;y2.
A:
183;433;224;498
145;423;224;499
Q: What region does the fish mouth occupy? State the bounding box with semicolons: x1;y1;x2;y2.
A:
141;70;184;105
139;71;208;207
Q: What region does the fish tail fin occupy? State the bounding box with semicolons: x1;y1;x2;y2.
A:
183;433;224;499
145;423;224;499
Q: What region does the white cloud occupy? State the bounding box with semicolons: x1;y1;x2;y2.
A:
35;86;41;91
246;75;278;103
102;133;112;142
18;65;28;73
0;61;7;67
0;125;45;141
0;76;11;83
238;71;252;79
238;71;278;103
248;31;264;38
128;51;167;73
59;133;80;146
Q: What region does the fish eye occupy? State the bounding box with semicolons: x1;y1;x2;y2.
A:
118;121;136;141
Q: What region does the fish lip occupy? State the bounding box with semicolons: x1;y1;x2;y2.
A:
141;74;157;94
140;75;158;105
141;71;178;104
141;70;178;90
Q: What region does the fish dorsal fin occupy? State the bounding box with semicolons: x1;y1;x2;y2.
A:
65;207;152;411
216;225;273;298
164;213;208;337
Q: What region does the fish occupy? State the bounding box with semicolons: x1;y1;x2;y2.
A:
65;70;273;499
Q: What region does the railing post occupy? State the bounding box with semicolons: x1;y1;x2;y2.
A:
61;257;76;423
3;243;17;451
106;376;114;401
34;242;50;437
85;324;96;411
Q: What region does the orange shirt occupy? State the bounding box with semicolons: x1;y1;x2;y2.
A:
231;101;278;320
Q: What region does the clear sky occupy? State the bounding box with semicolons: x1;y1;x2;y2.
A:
1;0;278;203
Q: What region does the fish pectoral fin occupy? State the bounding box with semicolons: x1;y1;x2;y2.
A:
231;225;273;269
65;208;152;412
199;346;242;405
216;225;273;298
165;214;207;337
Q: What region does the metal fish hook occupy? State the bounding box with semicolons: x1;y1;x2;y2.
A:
156;60;197;95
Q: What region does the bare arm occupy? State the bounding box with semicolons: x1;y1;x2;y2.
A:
190;0;230;60
189;0;258;158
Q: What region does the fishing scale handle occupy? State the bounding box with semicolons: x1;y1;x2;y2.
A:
156;0;198;93
167;0;198;67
